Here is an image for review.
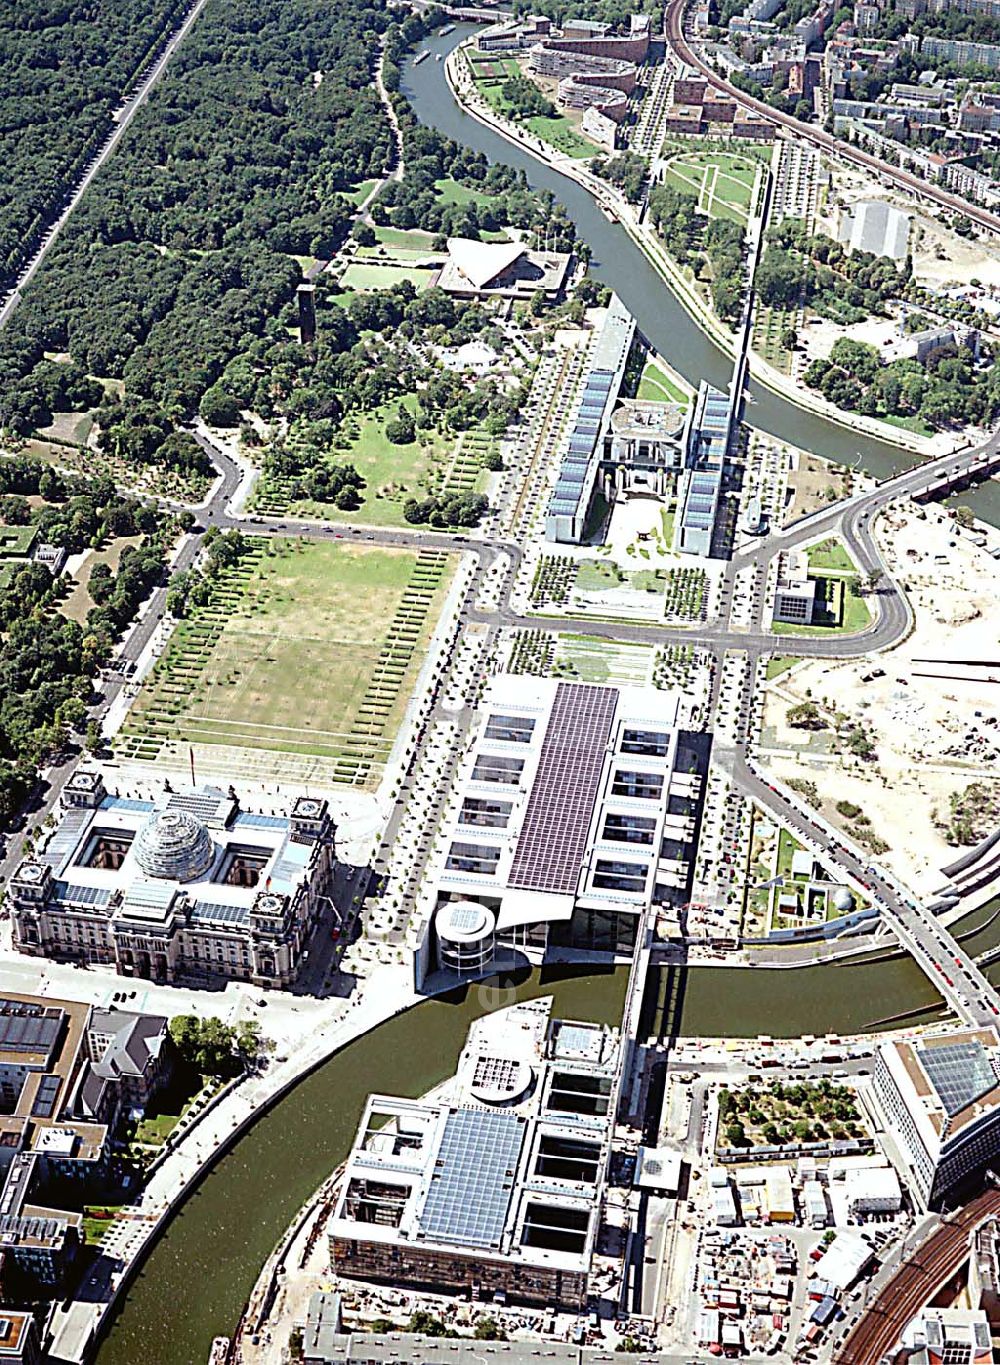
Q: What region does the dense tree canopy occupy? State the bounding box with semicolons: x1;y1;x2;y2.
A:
0;0;189;287
0;0;396;468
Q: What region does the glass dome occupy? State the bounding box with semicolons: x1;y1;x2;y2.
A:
133;809;214;882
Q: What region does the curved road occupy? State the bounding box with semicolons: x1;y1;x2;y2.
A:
664;0;1000;237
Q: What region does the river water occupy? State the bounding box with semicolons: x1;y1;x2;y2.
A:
94;37;1000;1363
402;26;1000;524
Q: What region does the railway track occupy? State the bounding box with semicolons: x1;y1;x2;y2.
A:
834;1186;1000;1365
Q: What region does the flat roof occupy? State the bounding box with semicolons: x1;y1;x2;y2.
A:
416;1107;526;1249
508;683;618;895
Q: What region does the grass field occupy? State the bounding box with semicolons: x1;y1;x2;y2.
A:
806;537;856;574
435;176;499;207
342;178;379;206
660;150;757;225
339;261;437;292
253;396;494;528
554;634;654;685
473;70;597;159
637;357;690;406
116;540;455;788
374;225;437;249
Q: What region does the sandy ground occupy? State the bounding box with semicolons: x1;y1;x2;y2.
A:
760;502;1000;896
819;160;1000;292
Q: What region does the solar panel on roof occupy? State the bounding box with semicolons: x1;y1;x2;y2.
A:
190;900;250;926
417;1108;525;1249
51;881;112;909
920;1040;998;1115
31;1075;61;1119
39;810;90;873
508;683;618;895
233;813;289;831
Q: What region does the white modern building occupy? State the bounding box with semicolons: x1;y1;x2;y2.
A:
872;1027;1000;1209
772;550;818;625
416;675;701;982
837;198;912;260
328;1000;619;1310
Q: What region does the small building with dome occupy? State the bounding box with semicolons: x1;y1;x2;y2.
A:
8;772;336;989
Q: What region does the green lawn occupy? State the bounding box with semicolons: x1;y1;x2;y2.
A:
555;634;654;685
291;398;444;529
476;80;597;159
117;540;454;787
435;176;499;207
523;112;596;158
342;178;379;206
660;150;757;225
83;1206;124;1247
339;261;436;292
765;655;801;680
806;537;856;574
637;357;690;406
576;558;622;591
373;225;438;250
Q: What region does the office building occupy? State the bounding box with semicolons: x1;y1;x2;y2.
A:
772;551;818;625
329;1000;620;1311
417;675;701;978
900;1309;994;1365
675;382;731;558
10;772;335;989
872;1026;1000;1209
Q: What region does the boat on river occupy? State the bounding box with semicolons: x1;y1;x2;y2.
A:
414;50;430;65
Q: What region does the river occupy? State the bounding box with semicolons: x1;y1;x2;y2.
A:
94;35;1000;1363
401;25;1000;525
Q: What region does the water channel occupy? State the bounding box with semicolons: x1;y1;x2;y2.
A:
402;25;1000;524
94;35;1000;1362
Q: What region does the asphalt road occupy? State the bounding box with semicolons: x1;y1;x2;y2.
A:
0;0;211;331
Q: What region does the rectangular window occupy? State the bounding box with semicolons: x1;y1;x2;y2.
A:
459;797;513;830
484;714;536;744
611;769;663;800
445;841;502;875
592;857;648;892
620;728;670;757
602;812;656;845
471;753;525;785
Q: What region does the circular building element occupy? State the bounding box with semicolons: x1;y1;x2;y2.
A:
832;887;856;913
134;809;214;882
435;900;496;976
468;1055;533;1106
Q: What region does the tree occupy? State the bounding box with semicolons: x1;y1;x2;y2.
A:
780;327;798;351
482;450;503;471
84;721;103;754
385;406;416;445
726;1121;746;1146
474;1318;507;1340
953;504;976;529
787;701;825;730
199;386;241;428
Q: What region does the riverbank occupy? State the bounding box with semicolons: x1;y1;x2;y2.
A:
443;38;942;460
59;961;419;1365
